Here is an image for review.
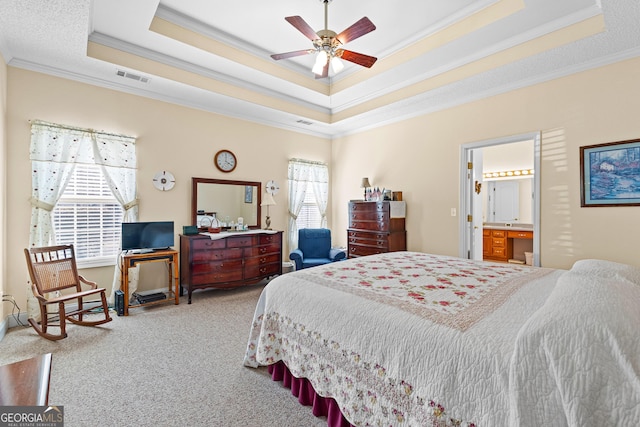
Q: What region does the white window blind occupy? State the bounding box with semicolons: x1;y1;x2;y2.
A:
52;164;124;267
297;182;322;229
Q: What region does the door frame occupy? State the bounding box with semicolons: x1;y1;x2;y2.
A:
458;132;541;266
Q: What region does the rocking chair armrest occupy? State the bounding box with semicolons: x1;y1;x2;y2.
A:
78;275;98;290
30;283;48;302
44;288;106;305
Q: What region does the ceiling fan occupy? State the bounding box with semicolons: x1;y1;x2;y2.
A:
270;0;377;79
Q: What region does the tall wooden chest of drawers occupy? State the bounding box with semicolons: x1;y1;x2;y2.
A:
180;231;282;303
347;201;406;258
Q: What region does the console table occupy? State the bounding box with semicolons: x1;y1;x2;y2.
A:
0;353;52;405
180;230;282;303
120;249;179;315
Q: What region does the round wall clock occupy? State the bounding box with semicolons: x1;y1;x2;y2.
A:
266;180;280;195
214;149;237;173
152;170;175;191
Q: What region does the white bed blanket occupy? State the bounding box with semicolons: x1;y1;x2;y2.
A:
509;259;640;426
244;252;570;426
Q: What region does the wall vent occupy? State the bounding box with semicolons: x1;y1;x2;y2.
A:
296;119;313;126
116;69;151;84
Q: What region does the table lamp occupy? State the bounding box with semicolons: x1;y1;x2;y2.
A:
261;192;276;230
361;177;371;200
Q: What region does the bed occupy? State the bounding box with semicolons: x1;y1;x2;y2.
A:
243;251;640;426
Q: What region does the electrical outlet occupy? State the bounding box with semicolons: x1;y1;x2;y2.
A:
450;208;456;217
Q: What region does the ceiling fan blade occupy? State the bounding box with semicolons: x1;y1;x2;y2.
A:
336;17;376;45
271;49;315;60
285;16;319;41
340;50;378;68
315;62;329;79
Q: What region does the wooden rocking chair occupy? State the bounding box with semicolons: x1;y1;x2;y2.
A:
24;245;112;341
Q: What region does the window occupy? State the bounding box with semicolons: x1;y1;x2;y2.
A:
29;120;138;268
52;164;124;267
287;159;329;251
296;182;323;230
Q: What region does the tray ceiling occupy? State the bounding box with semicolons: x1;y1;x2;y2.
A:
0;0;639;138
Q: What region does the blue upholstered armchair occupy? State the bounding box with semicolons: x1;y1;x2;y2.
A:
289;228;346;270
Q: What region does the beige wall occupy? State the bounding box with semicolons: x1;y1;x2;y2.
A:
0;53;6;322
332;56;640;270
4;56;640;325
5;68;331;313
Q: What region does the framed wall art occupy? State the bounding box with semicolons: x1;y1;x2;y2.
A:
244;185;253;203
580;138;640;207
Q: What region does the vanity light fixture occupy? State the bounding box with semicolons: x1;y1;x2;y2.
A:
483;169;534;180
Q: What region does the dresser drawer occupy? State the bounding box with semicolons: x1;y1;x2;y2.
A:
348;229;389;240
226;236;257;247
348;244;388;257
348;220;391;232
192;247;242;262
349;202;387;213
491;246;507;257
492;237;506;248
507;230;533;239
348;235;389;248
244;243;281;257
192;238;226;251
244;253;280;267
491;230;506;238
259;233;281;245
245;262;281;278
349;210;389;223
191;260;244;284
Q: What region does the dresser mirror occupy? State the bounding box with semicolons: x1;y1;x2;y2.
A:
192;178;261;230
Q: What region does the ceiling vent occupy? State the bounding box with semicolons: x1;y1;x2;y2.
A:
116;69;150;84
296;119;313;126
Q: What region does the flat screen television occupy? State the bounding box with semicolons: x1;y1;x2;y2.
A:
121;221;174;252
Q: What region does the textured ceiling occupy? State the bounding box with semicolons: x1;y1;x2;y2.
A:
0;0;639;138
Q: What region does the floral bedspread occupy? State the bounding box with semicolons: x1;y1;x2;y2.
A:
292;252;552;331
244;252;562;426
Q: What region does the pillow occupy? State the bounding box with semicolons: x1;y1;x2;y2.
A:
570;259;640;286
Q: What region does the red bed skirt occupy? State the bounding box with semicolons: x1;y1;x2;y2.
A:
268;361;354;427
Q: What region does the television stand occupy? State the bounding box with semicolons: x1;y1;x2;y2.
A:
120;249;179;315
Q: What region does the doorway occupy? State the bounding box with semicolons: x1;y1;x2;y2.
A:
459;132;541;266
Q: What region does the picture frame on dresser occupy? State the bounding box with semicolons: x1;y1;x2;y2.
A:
580;138;640;207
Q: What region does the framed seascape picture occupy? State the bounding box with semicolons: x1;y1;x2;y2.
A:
244;185;253;203
580;138;640;207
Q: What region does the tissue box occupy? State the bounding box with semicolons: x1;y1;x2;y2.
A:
182;225;199;235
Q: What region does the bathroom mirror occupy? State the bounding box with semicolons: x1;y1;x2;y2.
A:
483;177;533;224
191;178;261;230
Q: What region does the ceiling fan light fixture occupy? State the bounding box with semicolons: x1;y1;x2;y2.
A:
312;50;329;75
272;1;377;78
330;56;344;74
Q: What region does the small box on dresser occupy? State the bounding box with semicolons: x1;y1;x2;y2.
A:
347;201;406;258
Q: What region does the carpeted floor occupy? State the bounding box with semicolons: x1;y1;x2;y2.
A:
0;284;326;427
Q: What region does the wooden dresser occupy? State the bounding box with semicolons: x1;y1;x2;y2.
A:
180;230;282;303
347;201;406;258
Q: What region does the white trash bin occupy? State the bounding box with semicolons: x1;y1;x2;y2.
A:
524;252;533;266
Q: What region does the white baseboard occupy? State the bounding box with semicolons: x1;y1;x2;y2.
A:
0;312;29;342
0;317;6;342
